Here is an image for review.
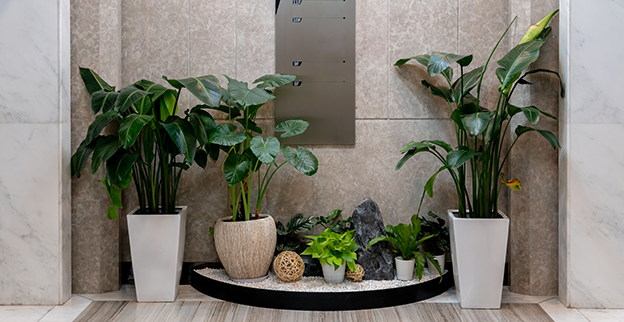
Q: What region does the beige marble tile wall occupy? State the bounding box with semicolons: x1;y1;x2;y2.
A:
70;0;560;295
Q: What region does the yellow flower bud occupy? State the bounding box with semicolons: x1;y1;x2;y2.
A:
519;9;559;44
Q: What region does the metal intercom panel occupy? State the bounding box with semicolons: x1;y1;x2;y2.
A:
275;0;355;145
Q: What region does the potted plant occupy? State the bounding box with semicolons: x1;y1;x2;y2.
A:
301;228;359;283
394;10;562;308
210;74;320;281
420;212;450;275
366;215;442;281
71;68;222;301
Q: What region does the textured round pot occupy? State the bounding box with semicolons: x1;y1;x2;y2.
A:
426;253;446;276
321;263;346;283
449;210;509;309
127;206;187;302
395;256;415;281
214;215;277;280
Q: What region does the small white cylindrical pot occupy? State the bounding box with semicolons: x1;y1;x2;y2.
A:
395;256;415;281
321;263;346;283
426;254;446;276
127;206;187;302
214;215;277;280
449;210;509;309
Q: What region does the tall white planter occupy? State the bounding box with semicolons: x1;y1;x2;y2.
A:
127;206;187;302
448;210;509;309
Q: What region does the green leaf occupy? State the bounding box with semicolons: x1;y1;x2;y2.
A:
79;67;114;95
515;125;561;149
116;85;152;113
207;104;242;120
159;90;178;121
225;75;275;106
282;146;318;176
275;119;309;138
461;111;494;136
452;66;484;103
517;106;540;124
71;139;96;177
189;108;217;146
173;75;221;107
118;114;153;149
106;152;138;188
422;251;443;280
446;147;477;168
209;123;246;146
162;76;184;89
235;118;263;134
428;52;472;76
250;136;280;164
415;252;426;280
285;213;318;234
223;152;252;185
206;143;221;162
107;205;118;220
91;135;119;174
194;149;208;169
91;90;119;114
424;166;447;198
162;117;198;164
100;178;122;208
396;142;432;170
497;39;547;92
424;140;452;153
395;54;430;67
253;74;297;89
421;80;453;103
85;110;118;145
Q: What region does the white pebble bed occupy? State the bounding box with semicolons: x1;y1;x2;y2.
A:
195;267;446;293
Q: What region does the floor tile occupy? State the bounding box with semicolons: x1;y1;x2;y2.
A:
176;285;220;302
501;286;557;304
578;309;624;322
540;298;590;322
79;285;137;301
39;295;92;322
0;305;52;322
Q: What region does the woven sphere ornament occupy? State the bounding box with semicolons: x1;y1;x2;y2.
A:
346;264;365;282
274;251;305;282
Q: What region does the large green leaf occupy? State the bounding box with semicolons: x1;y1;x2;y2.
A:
162;117;197;164
282;146;318;176
159;90;178;121
508;104;541;124
421;80;452;103
209;123;246;146
100;177;122;208
91;90;119;114
428;52;472;76
162;76;184;89
71;139;96;177
253;74;296;89
461;111;494;136
85;110;118;145
235;118;263;134
106;152;138;188
250;136;280;164
515;125;560;149
79;67;114;95
285;213;319;234
118;114;153;149
497;39;547;92
194;149;208;169
223;152;252;185
207;104;242;120
225;75;275;107
452;66;484;103
446;147;477;168
395;142;433;170
173;75;221;107
91;135;120;174
275;119;309;138
394;54;430;66
189;108;217;146
116;85;152;113
424;140;452;153
424;166;447;198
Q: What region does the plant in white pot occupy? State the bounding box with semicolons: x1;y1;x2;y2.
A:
420;212;450;275
209;74;319;281
394;10;562;308
71;68;222;301
301;228;359;283
366;215;442;281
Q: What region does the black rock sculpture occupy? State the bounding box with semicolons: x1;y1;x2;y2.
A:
301;254;323;277
352;197;394;280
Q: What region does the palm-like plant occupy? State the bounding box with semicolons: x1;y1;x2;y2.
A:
71;68;222;217
395;10;563;219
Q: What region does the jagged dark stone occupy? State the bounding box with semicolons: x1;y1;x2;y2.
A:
352;197;394;280
301;254;323;277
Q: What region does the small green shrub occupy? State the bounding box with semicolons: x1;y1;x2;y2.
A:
301;228;359;272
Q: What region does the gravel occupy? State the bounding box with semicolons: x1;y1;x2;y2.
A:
194;267;446;293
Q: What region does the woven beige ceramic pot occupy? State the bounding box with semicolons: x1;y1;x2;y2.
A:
214;215;277;280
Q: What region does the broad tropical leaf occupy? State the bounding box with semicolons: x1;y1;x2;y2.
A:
236;118;263;134
85;110;118;145
225;75;275;106
118;114;153;149
424;140;452;153
116;85;152;113
107;205;118;220
396;142;433;170
189;108;217;146
79;67;114;95
275;119;309;138
515;125;560;149
497;39;547;92
159;90;178;121
452;66;484;103
100;178;122;208
194;149;208;169
446;147;477;168
508;104;540;124
223;152;252;185
394;54;430;67
91;90;119;114
285;213;318;234
428;52;472;76
162;76;184;89
253;74;296;89
162;117;197;164
71;139;96;177
172;75;221;107
424;166;447;198
421;80;453;103
461;111;494;136
106;152;138;188
282;146;318;176
91;135;119;174
209;123;246;146
250;136;280;164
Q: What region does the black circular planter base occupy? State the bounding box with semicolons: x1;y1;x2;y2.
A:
190;263;454;311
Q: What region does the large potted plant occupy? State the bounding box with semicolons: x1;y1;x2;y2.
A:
394;10;562;308
71;68;222;301
210;74;319;281
366;215;442;281
301;228;359;283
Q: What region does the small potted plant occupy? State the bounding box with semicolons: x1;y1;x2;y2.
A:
366;215;442;281
420;212;450;275
301;228;359;283
71;68;222;301
210;74;320;281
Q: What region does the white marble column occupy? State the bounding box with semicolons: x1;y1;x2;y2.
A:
0;0;71;305
559;0;624;309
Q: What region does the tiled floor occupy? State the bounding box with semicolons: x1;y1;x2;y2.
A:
0;285;622;321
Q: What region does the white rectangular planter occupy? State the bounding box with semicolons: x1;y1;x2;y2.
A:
448;210;509;309
127;206;187;302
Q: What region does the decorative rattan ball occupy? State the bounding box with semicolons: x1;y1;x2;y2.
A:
274;251;305;282
346;264;365;282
